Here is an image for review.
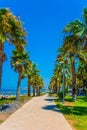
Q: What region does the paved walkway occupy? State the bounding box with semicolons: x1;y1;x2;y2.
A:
0;94;72;130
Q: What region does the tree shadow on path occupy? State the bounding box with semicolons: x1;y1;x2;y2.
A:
42;97;60;113
42;104;60;113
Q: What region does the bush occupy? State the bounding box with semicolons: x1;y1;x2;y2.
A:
57;91;63;100
85;89;87;97
57;88;68;100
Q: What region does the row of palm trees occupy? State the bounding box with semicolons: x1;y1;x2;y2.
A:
0;8;44;100
49;8;87;101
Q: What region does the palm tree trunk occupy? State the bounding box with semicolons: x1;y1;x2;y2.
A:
57;78;60;93
71;54;77;101
39;87;41;96
36;87;40;96
36;87;38;96
58;81;61;92
0;42;4;91
56;78;58;93
28;79;31;96
0;62;3;91
33;86;35;96
16;73;21;101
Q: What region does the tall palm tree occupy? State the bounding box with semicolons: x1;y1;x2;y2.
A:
57;40;78;101
0;44;6;91
53;63;63;92
10;50;29;101
31;64;40;96
27;61;33;96
35;75;44;96
60;20;84;101
77;61;87;88
50;75;60;93
0;8;26;90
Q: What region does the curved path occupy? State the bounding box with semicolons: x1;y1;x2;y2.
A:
0;94;72;130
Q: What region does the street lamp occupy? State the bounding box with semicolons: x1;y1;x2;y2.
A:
60;62;65;104
62;69;65;103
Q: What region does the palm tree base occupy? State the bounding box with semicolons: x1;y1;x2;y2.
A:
72;94;77;102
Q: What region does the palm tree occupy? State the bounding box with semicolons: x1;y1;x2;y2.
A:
35;75;44;96
38;78;44;96
27;61;33;96
0;8;26;90
27;75;32;96
77;61;87;89
29;64;44;96
59;20;84;101
10;50;29;101
50;75;59;93
0;44;6;91
31;64;40;96
53;63;63;92
58;43;78;101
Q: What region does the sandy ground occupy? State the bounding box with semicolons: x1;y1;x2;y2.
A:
0;94;72;130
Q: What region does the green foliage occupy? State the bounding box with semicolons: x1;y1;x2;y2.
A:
57;91;63;100
85;89;87;97
0;97;15;105
83;7;87;23
11;49;30;74
64;20;83;35
0;95;32;105
57;88;68;100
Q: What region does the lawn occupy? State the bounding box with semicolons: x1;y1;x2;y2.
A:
0;97;15;105
55;96;87;130
0;95;32;105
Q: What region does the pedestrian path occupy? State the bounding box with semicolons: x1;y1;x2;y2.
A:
0;94;72;130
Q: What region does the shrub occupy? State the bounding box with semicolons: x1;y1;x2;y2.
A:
57;88;68;100
85;89;87;97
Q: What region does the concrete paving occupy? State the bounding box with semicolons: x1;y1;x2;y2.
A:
0;94;72;130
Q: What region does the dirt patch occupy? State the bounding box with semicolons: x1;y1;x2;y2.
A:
0;113;11;124
67;119;76;130
64;102;74;107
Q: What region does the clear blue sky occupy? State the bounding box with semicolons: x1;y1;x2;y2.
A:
0;0;86;89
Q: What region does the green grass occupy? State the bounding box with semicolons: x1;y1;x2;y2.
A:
40;92;47;96
0;97;15;105
19;95;32;103
48;92;57;97
0;95;32;105
55;96;87;130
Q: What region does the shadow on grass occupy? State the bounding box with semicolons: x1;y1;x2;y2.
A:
0;104;10;111
64;98;73;102
0;97;16;111
56;100;87;116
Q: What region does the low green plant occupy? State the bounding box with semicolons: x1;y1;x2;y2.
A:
57;88;68;100
85;89;87;97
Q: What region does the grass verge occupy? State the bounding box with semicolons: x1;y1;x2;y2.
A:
55;96;87;130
